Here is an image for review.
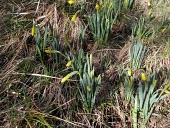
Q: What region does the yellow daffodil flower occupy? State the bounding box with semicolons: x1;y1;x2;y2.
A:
164;90;170;94
148;1;151;7
44;50;55;53
87;86;91;92
95;3;100;10
161;28;166;33
109;3;113;8
128;69;132;77
148;9;152;16
61;71;79;84
68;0;75;5
71;13;77;22
141;73;147;81
106;19;109;23
125;0;129;4
66;61;72;67
31;26;35;36
61;75;70;83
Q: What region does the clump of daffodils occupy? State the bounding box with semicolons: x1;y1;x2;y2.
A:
71;13;77;22
68;0;75;5
141;73;147;81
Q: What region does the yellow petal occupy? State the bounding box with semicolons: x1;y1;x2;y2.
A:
68;0;75;5
66;61;72;67
148;1;151;7
161;28;166;33
106;19;109;23
71;14;77;22
44;50;56;53
61;71;79;84
87;86;91;92
109;3;113;8
141;73;147;81
31;26;35;36
61;75;70;83
125;0;128;4
95;3;100;10
128;69;132;77
148;10;152;16
164;90;170;94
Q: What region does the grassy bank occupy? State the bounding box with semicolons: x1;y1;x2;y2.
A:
0;0;170;127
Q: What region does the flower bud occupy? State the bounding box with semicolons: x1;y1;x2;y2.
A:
141;73;147;81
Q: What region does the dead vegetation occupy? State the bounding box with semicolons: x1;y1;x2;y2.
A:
0;0;170;128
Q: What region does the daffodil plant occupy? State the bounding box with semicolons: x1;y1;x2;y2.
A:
129;41;146;70
79;54;101;113
124;0;135;11
88;0;118;44
132;16;153;41
34;22;64;73
131;72;170;128
62;49;101;113
123;69;135;104
79;66;101;113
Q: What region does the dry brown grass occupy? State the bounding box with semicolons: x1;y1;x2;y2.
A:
0;0;169;128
